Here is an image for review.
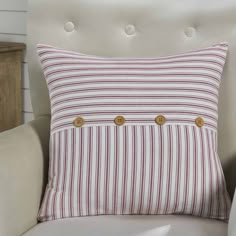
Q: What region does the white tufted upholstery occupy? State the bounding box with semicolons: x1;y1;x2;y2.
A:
27;1;236;192
3;0;234;235
22;215;227;236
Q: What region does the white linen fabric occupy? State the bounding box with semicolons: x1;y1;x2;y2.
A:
37;43;231;222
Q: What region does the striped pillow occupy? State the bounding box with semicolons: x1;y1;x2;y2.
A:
37;43;231;222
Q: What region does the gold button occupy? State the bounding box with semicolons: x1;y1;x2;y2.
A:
114;116;126;126
195;117;204;127
155;115;166;125
73;116;85;127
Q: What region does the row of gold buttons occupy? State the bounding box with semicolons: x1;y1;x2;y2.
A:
73;116;205;128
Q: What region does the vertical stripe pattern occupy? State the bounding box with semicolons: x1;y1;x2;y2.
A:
37;43;231;222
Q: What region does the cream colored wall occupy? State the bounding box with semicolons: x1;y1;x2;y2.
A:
0;0;33;123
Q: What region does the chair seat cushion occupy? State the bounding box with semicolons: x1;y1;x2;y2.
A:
23;215;227;236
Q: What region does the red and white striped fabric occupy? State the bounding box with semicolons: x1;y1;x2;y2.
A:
37;43;231;222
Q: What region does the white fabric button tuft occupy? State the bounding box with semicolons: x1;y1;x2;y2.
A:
64;22;75;32
125;24;136;35
184;27;196;37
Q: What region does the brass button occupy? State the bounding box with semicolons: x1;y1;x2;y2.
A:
114;116;126;126
73;116;85;127
155;115;166;125
195;117;204;127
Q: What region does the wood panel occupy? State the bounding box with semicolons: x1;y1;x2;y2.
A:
0;0;28;11
0;33;26;43
0;1;30;124
0;46;25;131
0;12;27;34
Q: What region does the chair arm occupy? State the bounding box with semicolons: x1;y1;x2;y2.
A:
229;190;236;236
0;117;50;236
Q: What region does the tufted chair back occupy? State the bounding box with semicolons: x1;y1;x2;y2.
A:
27;0;236;197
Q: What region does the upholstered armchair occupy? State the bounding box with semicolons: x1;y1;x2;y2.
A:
0;0;236;235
